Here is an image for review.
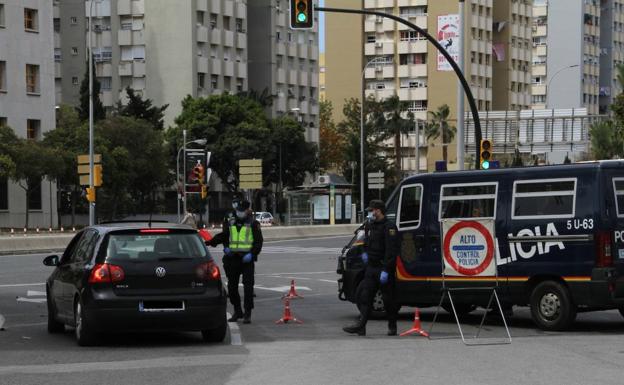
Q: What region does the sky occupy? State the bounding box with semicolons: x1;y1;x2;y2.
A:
319;0;325;52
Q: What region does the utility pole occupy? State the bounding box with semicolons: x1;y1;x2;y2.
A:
456;0;466;170
88;0;95;226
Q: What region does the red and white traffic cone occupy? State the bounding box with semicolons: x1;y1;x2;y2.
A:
400;308;429;337
275;298;303;324
282;279;303;300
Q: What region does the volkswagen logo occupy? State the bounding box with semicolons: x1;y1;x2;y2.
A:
155;267;166;278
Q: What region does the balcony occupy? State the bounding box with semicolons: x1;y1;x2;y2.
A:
224;30;234;47
534;25;547;37
277;68;286;84
299;72;308;87
397;15;427;30
364;43;376;56
237;62;247;78
237;32;246;49
132;30;144;45
197;0;208;12
223;61;234;77
133;61;145;77
311;73;319;87
223;0;234;16
54;62;61;78
397;40;427;54
533;6;547;18
197;25;209;43
288;43;297;57
118;29;131;45
398;64;427;78
398;87;427;100
364;20;377;33
210;0;220;13
532;84;547;96
535;45;547;57
276;43;286;56
289;70;298;84
211;59;222;75
298;44;308;59
532;64;546;77
210;28;221;45
398;0;428;7
117;0;131;15
276;97;286;113
119;62;132;76
309;46;319;61
131;0;145;15
198;57;208;73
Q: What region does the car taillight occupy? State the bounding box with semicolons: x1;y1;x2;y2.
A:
595;231;613;267
196;261;221;281
89;263;125;283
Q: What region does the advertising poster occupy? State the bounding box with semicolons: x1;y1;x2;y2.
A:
313;195;330;220
437;14;460;71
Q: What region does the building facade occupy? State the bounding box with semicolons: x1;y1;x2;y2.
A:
0;0;58;228
530;0;623;115
53;0;249;126
247;0;320;144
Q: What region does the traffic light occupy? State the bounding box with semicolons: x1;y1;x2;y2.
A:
479;139;492;170
290;0;313;29
85;187;96;203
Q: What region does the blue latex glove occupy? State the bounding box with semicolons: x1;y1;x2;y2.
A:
380;270;389;285
361;252;369;264
223;247;231;256
242;253;253;263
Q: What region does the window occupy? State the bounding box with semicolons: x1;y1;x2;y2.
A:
197;10;205;25
99;77;111;91
211;75;218;89
0;61;5;91
612;179;624;218
366;34;376;43
72;76;79;85
27;179;42;211
198;73;205;89
27;119;40;140
236;18;243;32
439;183;498;220
397;184;423;229
132;45;145;60
236;78;243;92
24;8;38;32
0;4;5;28
0;117;6;126
0;177;7;210
25;64;40;94
53;18;60;32
512;179;576;219
54;48;62;62
71;47;78;55
70;16;77;25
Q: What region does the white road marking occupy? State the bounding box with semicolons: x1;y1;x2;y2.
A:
261;246;342;254
256;271;333;276
0;314;5;330
243;284;311;293
16;297;46;304
0;282;45;288
264;235;352;244
226;312;243;346
0;354;249;375
27;290;46;297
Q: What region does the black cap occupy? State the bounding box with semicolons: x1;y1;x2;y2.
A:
238;200;251;211
366;199;386;213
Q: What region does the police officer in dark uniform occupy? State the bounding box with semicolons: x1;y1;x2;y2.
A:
343;200;400;336
208;200;263;324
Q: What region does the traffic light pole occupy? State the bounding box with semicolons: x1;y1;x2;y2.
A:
314;6;483;170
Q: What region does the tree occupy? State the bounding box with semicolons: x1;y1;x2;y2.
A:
319;100;345;171
511;149;524;167
0;125;19;179
372;95;414;173
236;88;275;108
76;57;106;122
170;94;272;192
590;120;622;160
425;104;456;162
115;87;168;130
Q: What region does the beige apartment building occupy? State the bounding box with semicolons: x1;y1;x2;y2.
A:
325;0;532;172
531;0;624;115
53;0;249;126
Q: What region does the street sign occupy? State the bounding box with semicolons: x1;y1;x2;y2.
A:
442;220;496;277
239;158;262;189
368;171;384;190
77;154;102;186
77;154;101;164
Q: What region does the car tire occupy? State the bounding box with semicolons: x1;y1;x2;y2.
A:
355;282;386;319
74;299;97;346
530;281;576;331
202;320;227;343
46;288;64;334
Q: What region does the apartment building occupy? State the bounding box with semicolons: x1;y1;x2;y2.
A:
247;0;320;144
348;0;531;171
53;0;249;126
530;0;615;115
0;0;57;228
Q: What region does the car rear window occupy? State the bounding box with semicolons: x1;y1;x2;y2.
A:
104;231;208;262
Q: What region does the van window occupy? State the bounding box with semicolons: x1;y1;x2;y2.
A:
612;178;624;217
439;183;497;220
512;178;576;219
398;184;423;229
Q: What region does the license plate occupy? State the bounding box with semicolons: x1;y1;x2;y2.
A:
139;300;185;312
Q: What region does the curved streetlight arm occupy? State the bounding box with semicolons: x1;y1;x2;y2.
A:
316;6;483;169
546;64;580;108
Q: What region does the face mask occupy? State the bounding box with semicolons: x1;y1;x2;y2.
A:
232;201;240;210
236;210;246;219
366;211;375;222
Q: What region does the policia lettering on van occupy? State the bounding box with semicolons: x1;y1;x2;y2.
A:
337;161;624;330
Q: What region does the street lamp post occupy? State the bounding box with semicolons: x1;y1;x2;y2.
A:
546;64;580;108
176;134;207;222
87;0;96;226
360;56;389;217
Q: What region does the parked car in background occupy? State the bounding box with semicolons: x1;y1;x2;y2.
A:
254;212;274;225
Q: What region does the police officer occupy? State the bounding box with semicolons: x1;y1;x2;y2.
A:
343;200;400;336
208;200;263;323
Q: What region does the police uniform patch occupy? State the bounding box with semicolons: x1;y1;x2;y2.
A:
389;229;396;236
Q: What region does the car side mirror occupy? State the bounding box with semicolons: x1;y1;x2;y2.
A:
43;255;60;266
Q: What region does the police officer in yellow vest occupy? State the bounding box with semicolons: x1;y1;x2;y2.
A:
209;200;263;323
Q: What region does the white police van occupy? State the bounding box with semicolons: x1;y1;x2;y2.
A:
338;161;624;330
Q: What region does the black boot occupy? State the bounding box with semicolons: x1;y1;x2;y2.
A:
228;307;244;322
387;321;397;336
343;322;366;336
243;310;252;324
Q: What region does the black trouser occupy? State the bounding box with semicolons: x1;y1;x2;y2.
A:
223;253;255;313
357;265;397;325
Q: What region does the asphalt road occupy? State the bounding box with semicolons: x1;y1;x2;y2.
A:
1;235;624;385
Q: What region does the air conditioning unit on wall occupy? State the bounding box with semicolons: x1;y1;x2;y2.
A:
318;175;330;184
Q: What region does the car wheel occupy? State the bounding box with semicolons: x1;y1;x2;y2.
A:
46;288;64;334
74;299;96;346
530;281;576;331
355;282;386;319
201;320;227;343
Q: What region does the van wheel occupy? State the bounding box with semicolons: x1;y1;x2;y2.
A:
530;281;576;331
74;299;97;346
46;288;64;334
355;283;386;319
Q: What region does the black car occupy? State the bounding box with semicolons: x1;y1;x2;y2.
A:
43;222;228;346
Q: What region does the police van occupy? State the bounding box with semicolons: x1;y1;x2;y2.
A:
337;161;624;330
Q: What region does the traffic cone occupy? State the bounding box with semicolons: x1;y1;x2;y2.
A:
275;298;303;324
282;279;303;299
400;308;429;337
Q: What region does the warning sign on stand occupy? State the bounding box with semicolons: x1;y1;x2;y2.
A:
442;220;496;277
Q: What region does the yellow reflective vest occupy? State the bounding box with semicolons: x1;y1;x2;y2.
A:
229;224;254;253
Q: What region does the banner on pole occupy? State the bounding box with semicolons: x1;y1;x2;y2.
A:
442;219;496;277
437;14;460;72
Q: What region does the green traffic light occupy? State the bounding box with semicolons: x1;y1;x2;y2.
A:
297;12;307;22
482;160;490;170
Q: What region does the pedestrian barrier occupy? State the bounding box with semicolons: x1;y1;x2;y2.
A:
400;308;429;337
275;297;303;324
282;279;303;300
